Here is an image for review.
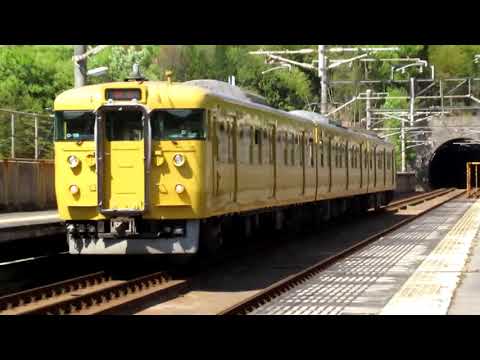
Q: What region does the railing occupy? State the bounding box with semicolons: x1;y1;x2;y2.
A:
0;109;53;160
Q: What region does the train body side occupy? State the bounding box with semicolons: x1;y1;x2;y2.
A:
53;81;395;255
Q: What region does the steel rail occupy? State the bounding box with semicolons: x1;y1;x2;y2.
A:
0;271;189;315
0;272;109;312
385;188;454;211
218;188;465;315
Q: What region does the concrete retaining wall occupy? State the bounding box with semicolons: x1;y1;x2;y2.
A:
0;160;56;212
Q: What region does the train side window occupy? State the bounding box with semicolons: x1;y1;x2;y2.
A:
283;132;288;166
217;122;225;162
254;128;262;164
298;134;303;167
350;146;354;168
269;128;274;165
213;116;219;161
290;133;295;166
228;123;234;164
340;144;344;168
365;149;368;168
249;126;254;165
308;138;315;168
334;143;337;168
319;139;324;167
336;143;340;168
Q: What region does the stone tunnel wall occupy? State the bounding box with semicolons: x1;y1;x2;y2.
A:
0;159;56;212
412;113;480;190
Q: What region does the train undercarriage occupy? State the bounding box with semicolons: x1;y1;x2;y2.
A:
66;190;394;255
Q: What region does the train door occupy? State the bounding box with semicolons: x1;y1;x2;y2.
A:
345;141;351;191
382;149;387;187
302;131;306;195
270;123;277;198
213;110;236;206
392;150;396;186
373;147;377;188
96;106;148;215
359;143;363;190
328;136;332;193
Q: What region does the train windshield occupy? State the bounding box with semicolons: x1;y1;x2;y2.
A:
54;111;95;141
151;109;205;140
105;110;143;141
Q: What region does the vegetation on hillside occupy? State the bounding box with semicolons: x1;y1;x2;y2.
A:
1;45;480;161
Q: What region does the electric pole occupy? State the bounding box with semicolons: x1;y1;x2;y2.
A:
74;45;87;88
318;45;328;115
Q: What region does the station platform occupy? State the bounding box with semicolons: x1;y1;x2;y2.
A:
0;211;63;243
251;196;480;315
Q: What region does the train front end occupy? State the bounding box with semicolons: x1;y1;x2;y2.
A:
54;81;208;255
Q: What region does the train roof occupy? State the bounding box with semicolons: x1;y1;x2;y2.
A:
54;80;391;147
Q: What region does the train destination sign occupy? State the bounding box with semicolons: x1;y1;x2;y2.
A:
105;89;141;101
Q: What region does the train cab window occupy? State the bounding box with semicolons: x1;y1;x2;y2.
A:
151;109;205;141
105;110;143;141
54;111;95;141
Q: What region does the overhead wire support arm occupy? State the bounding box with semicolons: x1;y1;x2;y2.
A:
327;47;401;53
72;45;110;63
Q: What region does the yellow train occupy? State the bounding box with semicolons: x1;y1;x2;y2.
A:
53;75;395;255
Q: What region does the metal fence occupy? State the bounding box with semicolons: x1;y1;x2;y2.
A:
0;109;54;160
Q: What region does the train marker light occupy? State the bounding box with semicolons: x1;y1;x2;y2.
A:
70;184;80;195
67;155;80;168
173;153;185;167
175;184;185;194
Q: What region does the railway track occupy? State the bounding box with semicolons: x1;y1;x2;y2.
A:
385;188;454;211
218;188;464;315
0;271;188;315
0;188;463;315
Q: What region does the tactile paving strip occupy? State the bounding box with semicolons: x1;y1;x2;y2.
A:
381;200;480;315
251;199;477;315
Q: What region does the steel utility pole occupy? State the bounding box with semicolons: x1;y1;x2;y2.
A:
318;45;328;115
74;45;87;88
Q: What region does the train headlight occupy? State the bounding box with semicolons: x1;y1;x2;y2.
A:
173;153;185;167
67;155;80;169
175;184;185;194
69;184;80;195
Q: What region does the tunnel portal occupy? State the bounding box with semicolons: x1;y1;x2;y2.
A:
429;138;480;189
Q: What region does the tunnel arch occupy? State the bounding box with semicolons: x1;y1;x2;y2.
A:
429;138;480;189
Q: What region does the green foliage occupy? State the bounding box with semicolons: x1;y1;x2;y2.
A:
428;45;480;78
2;44;480;161
0;45;72;158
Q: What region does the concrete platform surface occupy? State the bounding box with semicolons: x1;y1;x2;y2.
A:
0;211;63;243
251;198;480;315
449;227;480;314
0;211;60;229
